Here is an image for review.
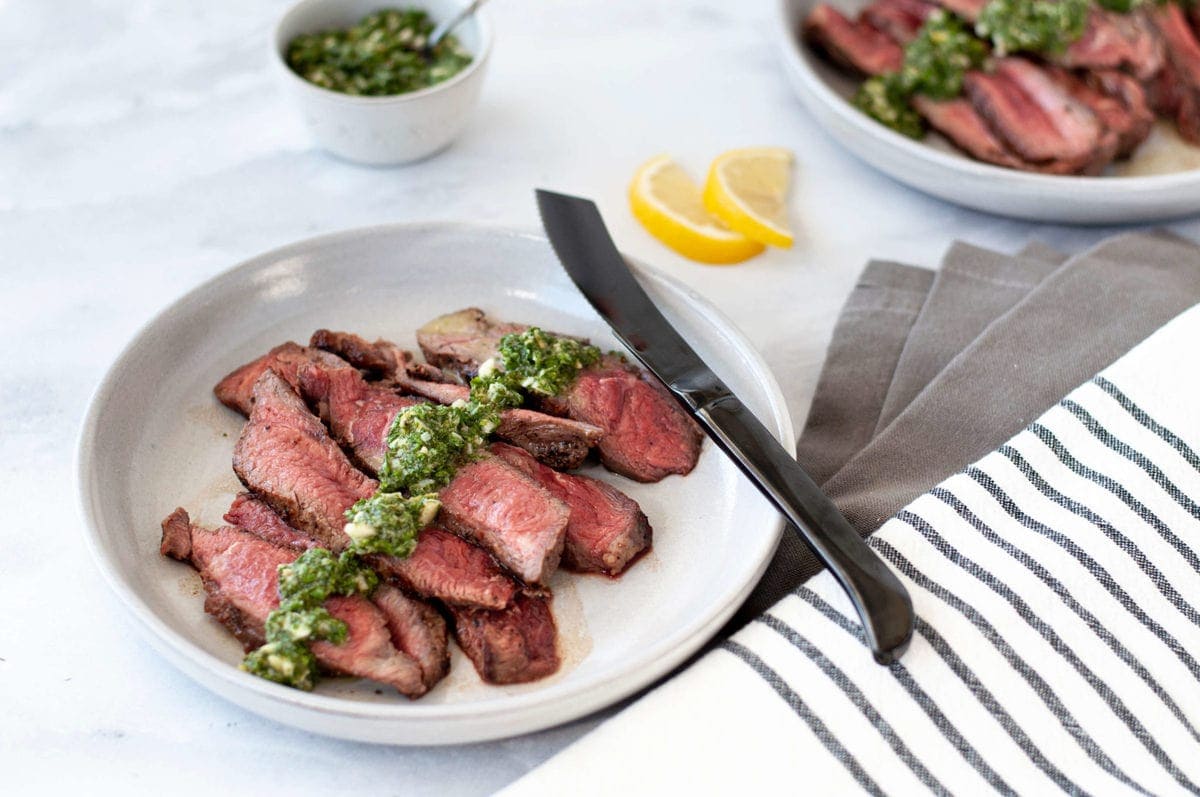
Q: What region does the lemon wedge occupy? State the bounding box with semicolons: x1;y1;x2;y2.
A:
629;155;765;265
702;147;794;249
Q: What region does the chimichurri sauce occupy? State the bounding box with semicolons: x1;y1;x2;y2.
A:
286;8;472;97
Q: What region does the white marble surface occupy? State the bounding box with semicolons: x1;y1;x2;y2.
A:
4;0;1199;792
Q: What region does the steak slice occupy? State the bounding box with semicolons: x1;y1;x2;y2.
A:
449;592;560;684
1149;3;1200;144
298;360;422;474
371;584;450;690
232;370;377;550
214;343;347;417
438;457;569;585
912;96;1029;169
367;527;518;610
802;4;904;77
550;356;702;483
491;443;651;576
159;509;428;697
1061;9;1164;81
417;310;702;483
861;0;935;44
416;308;527;378
964;58;1105;171
1046;66;1153;159
308;331;604;471
224;493;320;551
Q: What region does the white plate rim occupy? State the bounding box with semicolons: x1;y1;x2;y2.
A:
75;221;793;739
773;0;1200;192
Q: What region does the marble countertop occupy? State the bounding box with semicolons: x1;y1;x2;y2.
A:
5;0;1199;792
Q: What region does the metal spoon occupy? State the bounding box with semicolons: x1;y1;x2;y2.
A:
423;0;490;56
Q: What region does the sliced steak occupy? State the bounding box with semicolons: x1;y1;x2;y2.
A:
1149;3;1200;144
802;3;904;77
491;443;651;576
1085;69;1156;157
159;509;428;697
298;360;422;474
1061;9;1164;81
449;592;560;684
299;356;569;585
418;310;702;483
367;526;518;610
965;58;1106;171
416;308;527;378
861;0;935;44
371;584;450;690
1046;66;1153;159
548;356;702;483
224;493;320;551
308;330;604;471
913;96;1028;170
438;457;569;585
232;370;377;550
214;343;347;417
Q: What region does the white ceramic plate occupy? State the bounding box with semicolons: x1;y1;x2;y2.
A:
776;0;1200;223
76;223;792;745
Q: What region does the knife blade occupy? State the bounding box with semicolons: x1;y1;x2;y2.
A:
535;189;913;664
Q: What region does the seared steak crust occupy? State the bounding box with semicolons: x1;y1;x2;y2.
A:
214;343;347;417
371;584;450;690
449;592;560;684
232;370;376;550
491;443;651;576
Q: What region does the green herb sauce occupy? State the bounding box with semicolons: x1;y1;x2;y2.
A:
241;549;379;689
241;328;600;691
975;0;1090;56
286;8;472;97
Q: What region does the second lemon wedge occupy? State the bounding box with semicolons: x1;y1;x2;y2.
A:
703;147;794;249
629;155;765;265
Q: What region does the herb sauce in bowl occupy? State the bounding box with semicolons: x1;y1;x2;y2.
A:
286;8;472;97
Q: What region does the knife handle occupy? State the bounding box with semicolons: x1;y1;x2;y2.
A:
695;394;913;663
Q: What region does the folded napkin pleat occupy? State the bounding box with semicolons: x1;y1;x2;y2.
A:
506;301;1200;797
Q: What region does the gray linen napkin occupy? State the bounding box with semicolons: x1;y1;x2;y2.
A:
736;230;1200;623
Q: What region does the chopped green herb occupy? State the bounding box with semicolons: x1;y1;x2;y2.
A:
286;8;472;97
975;0;1089;56
240;548;378;690
344;492;441;557
855;75;925;139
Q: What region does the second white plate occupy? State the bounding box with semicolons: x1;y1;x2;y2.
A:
777;0;1200;224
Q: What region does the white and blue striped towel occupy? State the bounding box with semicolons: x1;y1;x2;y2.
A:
505;304;1200;795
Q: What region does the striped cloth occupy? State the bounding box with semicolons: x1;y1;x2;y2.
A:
504;304;1200;795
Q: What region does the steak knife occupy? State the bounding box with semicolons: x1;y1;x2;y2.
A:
536;189;913;664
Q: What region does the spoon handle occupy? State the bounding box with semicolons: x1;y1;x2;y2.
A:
428;0;490;50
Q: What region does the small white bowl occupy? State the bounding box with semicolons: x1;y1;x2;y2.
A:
273;0;492;166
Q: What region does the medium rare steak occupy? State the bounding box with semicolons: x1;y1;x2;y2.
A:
491;443;651;576
224;493;319;551
1047;67;1154;159
449;592;560;684
417;310;702;482
232;370;377;550
912;97;1030;170
438;457;569;585
1149;3;1200;144
308;331;604;470
371;584;450;690
861;0;935;44
802;4;904;77
964;58;1107;172
214;343;347;416
1061;8;1164;81
367;527;519;610
159;509;428;697
299;356;569;585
